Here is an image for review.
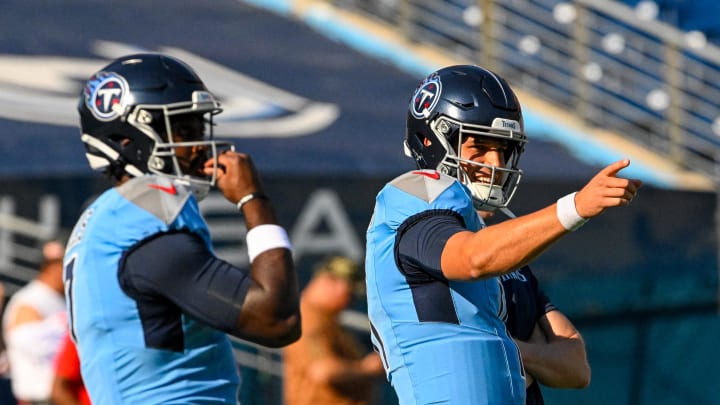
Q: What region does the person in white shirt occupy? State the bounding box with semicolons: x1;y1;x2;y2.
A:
2;252;66;405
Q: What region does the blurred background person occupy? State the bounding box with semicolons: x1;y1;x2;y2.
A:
283;256;385;405
50;331;90;405
42;240;65;262
2;240;67;405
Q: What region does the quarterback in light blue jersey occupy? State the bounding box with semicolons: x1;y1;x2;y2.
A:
65;53;300;404
365;65;641;404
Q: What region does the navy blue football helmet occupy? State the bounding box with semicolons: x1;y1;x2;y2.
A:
78;53;232;199
404;65;527;211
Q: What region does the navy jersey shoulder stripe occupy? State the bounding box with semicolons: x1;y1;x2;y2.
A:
395;209;466;324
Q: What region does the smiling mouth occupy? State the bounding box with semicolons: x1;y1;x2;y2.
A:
475;176;493;185
474;175;506;187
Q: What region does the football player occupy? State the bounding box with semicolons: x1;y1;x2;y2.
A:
365;64;640;404
64;53;300;403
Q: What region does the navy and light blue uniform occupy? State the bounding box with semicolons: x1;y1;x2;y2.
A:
64;175;251;404
501;266;556;405
365;170;526;405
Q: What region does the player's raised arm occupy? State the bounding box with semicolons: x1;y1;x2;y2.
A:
441;159;642;280
210;151;301;347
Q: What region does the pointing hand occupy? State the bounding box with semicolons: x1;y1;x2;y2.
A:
574;159;642;218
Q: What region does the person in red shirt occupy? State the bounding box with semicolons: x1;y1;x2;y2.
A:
50;332;90;405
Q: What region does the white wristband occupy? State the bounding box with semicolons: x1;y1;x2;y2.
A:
556;192;588;231
246;224;292;262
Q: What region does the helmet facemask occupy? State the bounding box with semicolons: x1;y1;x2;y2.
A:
127;90;234;200
429;116;526;211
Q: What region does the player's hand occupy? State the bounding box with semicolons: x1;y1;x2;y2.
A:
525;373;536;388
574;159;642;218
204;151;264;204
511;337;536;388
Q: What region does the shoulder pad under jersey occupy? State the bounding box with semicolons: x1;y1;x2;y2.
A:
115;175;193;224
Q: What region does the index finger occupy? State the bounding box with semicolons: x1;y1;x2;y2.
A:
599;159;631;178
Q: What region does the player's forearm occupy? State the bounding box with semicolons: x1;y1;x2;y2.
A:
243;196;300;321
516;338;590;388
235;196;301;346
237;248;301;347
240;194;279;228
444;205;567;280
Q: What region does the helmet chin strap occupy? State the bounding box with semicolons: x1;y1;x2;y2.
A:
175;177;211;201
191;183;211;201
467;181;505;211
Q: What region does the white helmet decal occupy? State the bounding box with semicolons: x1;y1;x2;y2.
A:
83;71;129;122
410;74;442;119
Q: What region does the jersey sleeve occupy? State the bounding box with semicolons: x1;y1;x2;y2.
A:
396;210;466;281
119;231;252;334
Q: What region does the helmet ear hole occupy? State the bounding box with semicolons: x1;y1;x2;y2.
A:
111;135;144;164
404;132;427;167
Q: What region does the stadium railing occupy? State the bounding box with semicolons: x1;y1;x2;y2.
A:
331;0;720;179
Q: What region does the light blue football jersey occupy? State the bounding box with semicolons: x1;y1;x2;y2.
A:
365;170;525;405
64;175;239;404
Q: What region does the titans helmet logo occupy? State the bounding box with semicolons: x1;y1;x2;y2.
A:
410;74;442;119
83;71;129;121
